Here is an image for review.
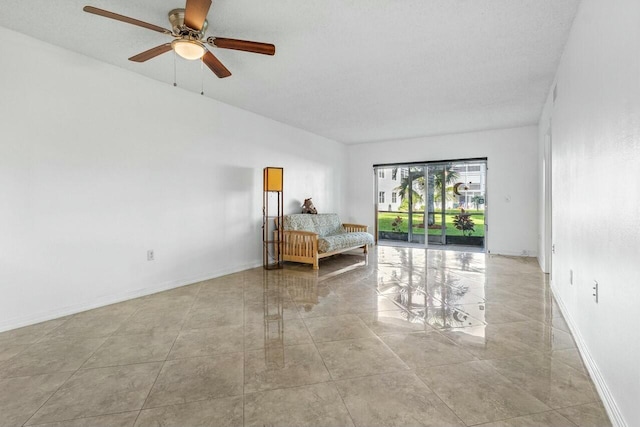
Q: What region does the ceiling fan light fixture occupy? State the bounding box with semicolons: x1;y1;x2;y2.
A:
172;39;205;60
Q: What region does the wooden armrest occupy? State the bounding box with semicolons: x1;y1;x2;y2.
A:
281;230;318;260
342;223;368;232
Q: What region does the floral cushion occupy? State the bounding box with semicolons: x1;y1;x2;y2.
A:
311;214;344;237
282;213;343;237
318;232;374;254
282;214;316;232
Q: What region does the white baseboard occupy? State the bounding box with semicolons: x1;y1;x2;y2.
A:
550;283;627;427
488;249;538;257
0;260;262;333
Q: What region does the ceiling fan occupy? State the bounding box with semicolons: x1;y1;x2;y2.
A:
83;0;275;78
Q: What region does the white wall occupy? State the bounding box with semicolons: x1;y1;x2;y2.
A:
0;27;346;332
346;126;539;257
538;0;640;425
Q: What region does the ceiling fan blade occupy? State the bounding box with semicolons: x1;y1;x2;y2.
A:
83;6;173;35
202;50;231;78
184;0;212;31
129;43;173;62
210;37;276;55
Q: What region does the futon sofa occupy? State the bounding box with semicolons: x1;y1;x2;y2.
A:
278;213;374;269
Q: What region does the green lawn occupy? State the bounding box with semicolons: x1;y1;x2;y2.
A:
378;211;485;237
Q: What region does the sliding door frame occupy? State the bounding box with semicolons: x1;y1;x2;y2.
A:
374;157;488;249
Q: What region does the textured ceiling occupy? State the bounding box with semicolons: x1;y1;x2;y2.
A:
0;0;580;144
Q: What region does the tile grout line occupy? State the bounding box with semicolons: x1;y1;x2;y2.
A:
0;316;75;374
25;409;139;427
465;408;580;427
133;282;204;426
299;274;362;427
410;365;472;427
21;303;143;426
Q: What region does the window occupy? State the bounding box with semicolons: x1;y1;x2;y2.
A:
392;169;397;180
379;191;385;203
453;165;480;172
401;169;409;179
392;192;397;203
378;170;385;178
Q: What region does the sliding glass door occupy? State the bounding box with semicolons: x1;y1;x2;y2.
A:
375;159;487;249
376;166;424;244
426;164;447;245
407;167;425;244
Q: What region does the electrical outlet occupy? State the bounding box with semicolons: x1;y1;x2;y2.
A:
592;280;598;303
569;269;573;285
147;250;154;261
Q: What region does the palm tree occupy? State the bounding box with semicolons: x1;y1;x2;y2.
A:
394;166;458;226
426;166;459;225
471;194;485;210
395;169;424;211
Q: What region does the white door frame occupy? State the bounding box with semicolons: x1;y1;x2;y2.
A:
543;129;553;274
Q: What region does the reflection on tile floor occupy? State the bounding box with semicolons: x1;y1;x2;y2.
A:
0;246;612;426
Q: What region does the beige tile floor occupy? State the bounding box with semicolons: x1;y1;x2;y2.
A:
0;247;612;427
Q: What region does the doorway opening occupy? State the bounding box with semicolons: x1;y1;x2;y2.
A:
374;158;487;251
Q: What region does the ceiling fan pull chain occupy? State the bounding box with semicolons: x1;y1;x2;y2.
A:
173;50;177;87
200;60;204;95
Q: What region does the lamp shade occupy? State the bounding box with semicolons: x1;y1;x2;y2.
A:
264;167;283;192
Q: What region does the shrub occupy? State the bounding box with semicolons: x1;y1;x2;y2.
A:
391;216;403;232
452;209;475;237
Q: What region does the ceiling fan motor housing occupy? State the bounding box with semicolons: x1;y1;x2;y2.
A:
168;8;207;38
